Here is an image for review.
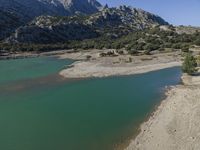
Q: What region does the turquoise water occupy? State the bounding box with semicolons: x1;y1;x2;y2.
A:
0;57;73;84
0;57;181;150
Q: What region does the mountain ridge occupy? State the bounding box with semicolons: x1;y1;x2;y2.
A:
4;5;169;44
0;0;103;40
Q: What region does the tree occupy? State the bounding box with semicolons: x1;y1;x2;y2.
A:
194;39;200;46
128;49;138;55
182;53;197;75
196;55;200;67
181;44;190;52
144;43;160;51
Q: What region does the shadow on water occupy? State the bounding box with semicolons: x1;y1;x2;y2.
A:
0;74;82;94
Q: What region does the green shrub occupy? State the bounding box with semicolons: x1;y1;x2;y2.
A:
128;49;138;55
182;53;197;75
181;44;190;52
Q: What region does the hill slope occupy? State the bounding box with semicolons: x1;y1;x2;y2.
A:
0;0;102;40
5;6;169;43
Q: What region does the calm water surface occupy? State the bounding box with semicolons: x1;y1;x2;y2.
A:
0;57;181;150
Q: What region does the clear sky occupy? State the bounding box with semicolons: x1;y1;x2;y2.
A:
98;0;200;26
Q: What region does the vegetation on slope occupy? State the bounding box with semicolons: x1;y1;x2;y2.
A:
1;26;200;53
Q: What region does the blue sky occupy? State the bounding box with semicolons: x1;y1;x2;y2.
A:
98;0;200;26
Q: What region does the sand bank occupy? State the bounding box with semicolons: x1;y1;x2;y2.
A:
59;50;181;78
60;61;181;78
125;74;200;150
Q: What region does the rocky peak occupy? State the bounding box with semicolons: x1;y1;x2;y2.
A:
59;0;102;14
87;6;169;29
38;0;103;14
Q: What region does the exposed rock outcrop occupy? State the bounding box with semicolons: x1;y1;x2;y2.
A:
5;6;169;44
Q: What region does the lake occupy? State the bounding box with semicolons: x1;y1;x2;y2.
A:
0;57;181;150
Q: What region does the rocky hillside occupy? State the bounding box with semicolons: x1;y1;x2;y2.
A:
56;0;102;15
0;10;25;40
175;26;200;34
6;16;99;44
0;0;102;19
0;0;102;40
0;0;68;21
88;6;168;29
5;6;169;44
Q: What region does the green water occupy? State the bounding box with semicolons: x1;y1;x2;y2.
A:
0;57;73;84
0;57;181;150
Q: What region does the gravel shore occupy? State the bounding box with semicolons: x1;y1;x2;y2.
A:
125;74;200;150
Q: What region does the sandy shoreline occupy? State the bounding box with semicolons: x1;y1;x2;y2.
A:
59;49;182;78
60;61;181;78
125;74;200;150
